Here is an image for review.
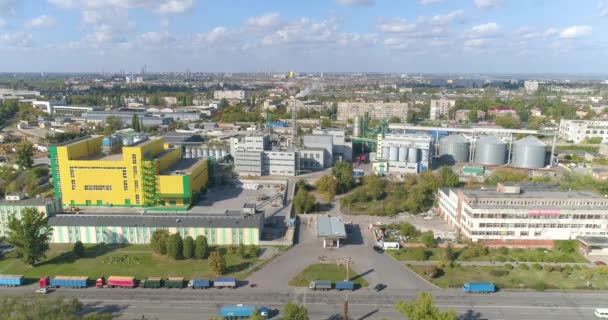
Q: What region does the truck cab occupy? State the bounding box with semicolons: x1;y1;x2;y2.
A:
39;277;50;288
95;277;104;288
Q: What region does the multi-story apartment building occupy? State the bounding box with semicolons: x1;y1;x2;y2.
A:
559;119;608;143
430;98;456;120
438;183;608;245
50;136;208;210
524;81;539;92
213;90;248;101
337;102;409;122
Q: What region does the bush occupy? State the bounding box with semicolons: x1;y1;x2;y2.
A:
166;233;184;260
489;269;509;277
496;256;507;262
248;245;259;258
544;265;554;272
533;281;547;291
532;263;542;271
497;246;509;255
423;265;439;278
563;265;574;273
194;235;209;259
209;251;227;275
183;236;194;259
151;229;170;255
554;240;578;254
420;231;437;248
552;265;562;273
72;241;85;258
518;264;529;270
228;246;237;254
237;243;246;258
504;263;514;270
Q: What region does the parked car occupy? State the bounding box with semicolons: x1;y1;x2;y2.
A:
374;283;386;292
35;287;49;294
373;246;384;253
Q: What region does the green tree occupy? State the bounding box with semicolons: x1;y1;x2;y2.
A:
554;240;577;254
294;188;316;214
194;235;209;259
166;233;184;260
131;113;140;132
315;174;337;202
395;292;457;320
183;236;194;259
420;231;437;248
283;301;309;320
6;208;53;265
320;118;332;128
495;115;521;129
150;229;170;255
209;251;227;274
237;243;246;258
389;116;401;123
400;223;419;238
364;174;386;200
332;161;354;194
438;166;459;188
72;240;85;258
103;116;123;135
15;142;34;169
248;245;259;258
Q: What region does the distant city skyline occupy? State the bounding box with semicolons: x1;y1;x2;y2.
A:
0;0;607;73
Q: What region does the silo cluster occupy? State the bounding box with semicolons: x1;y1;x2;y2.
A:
184;146;228;160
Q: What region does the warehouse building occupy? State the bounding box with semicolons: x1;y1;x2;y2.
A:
84;111;173;127
48;211;264;245
0;195;61;236
438;183;608;246
50;136;209;210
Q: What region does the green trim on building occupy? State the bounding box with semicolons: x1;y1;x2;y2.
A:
222;228;226;244
49;146;61;201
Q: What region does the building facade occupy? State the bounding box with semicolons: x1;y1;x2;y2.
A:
50;136;209;210
438;183;608;245
559;120;608;143
430;98;456;120
0;197;61;236
214;90;248;101
337;102;409;122
312;128;353;162
373;134;433;175
48;213;263;245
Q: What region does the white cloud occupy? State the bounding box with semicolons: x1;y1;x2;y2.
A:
543;28;559;38
464;38;488;48
420;0;447;4
0;31;33;48
0;18;5;29
336;0;374;6
474;0;503;10
559;25;592;39
378;19;416;33
469;22;500;37
245;13;281;30
0;0;17;16
26;15;56;29
49;0;195;14
425;10;464;25
193;27;230;45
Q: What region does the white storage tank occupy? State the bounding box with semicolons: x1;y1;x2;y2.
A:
398;147;407;162
214;149;222;158
382;147;390;159
389;147;399;161
420;149;429;162
408;147;419;163
202;148;209;157
512;136;546;169
474;135;507;165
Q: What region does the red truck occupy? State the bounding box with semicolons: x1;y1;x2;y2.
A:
96;276;136;288
39;277;50;288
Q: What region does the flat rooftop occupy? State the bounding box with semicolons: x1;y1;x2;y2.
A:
578;236;608;247
160;158;204;175
0;197;56;206
317;216;347;238
48;212;263;229
462;189;605;200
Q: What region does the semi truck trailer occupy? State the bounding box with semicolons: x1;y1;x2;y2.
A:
309;280;332;291
214;277;236;289
188;279;210;289
462;282;496;293
0;275;24;287
218;304;269;319
50;276;88;288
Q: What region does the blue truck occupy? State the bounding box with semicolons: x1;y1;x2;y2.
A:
219;304;270;319
188;279;210;289
462;282;496;294
214;277;237;289
0;275;24;287
335;281;355;291
50;276;89;288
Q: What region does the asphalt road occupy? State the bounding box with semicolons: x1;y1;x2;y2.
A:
0;286;605;320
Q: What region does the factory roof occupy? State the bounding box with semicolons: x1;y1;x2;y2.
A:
317;216;347;239
160;158;205;175
461;189;604;200
578;236;608;247
48;212;263;229
0;197;56;207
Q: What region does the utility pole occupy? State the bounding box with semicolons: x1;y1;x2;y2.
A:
343;295;349;320
345;258;350;281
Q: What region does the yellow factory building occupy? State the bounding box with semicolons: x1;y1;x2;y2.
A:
50;135;208;210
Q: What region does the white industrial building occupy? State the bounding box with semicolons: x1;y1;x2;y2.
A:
430;98;456;120
558;120;608;143
372;134;433;175
312;128;353;163
214;90;248;101
524;81;540;92
337;101;409;122
438;183;608;246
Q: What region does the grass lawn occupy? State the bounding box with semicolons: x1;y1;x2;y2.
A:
289;263;368;288
1;244;260;282
388;247;587;263
409;264;608;290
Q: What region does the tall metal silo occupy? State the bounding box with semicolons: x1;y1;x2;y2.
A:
214;149;222;158
420;149;429;162
185;146;192;158
439;134;470;164
353;116;362;137
382;147;390;159
202;148;209;157
512;136;546;169
398;146;407;162
474;135;507;165
408;147;419;162
389;147;399;161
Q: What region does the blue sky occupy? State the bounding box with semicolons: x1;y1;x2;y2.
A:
0;0;607;73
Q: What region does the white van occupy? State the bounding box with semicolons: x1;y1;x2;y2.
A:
595;308;608;318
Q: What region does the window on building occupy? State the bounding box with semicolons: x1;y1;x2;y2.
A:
84;185;112;191
135;195;140;205
132;154;137;164
71;180;76;191
123;180;128;191
134;180;139;191
133;166;138;175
